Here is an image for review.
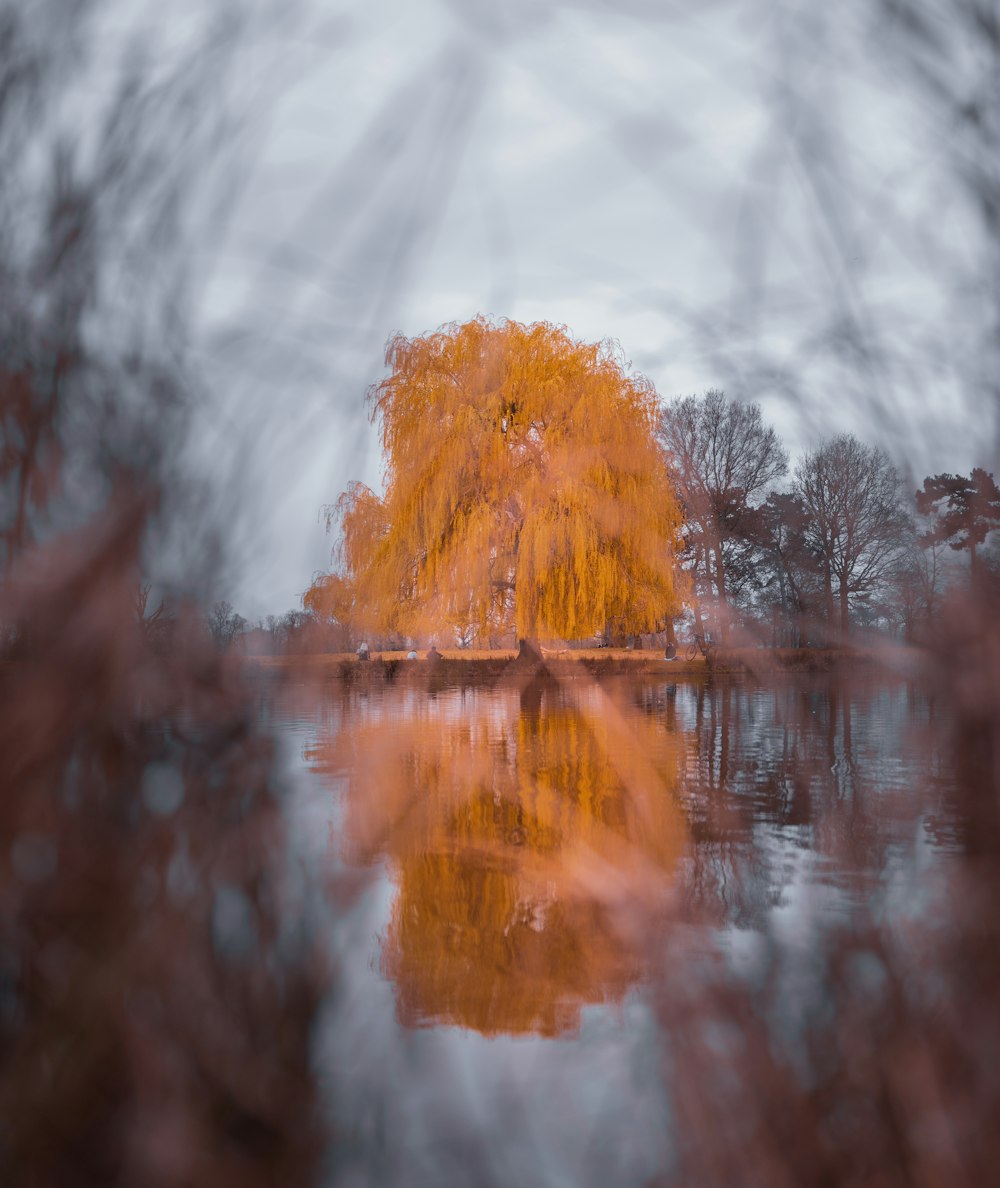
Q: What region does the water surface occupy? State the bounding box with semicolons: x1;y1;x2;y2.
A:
267;669;956;1187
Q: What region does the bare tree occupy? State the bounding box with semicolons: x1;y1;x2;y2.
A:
890;528;952;641
658;389;787;639
133;581;171;646
207;598;246;648
795;434;908;633
748;491;823;645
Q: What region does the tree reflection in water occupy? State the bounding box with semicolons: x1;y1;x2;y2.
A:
304;668;946;1042
631;677;943;931
306;671;688;1037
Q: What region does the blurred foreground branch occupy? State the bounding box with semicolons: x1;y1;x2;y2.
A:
0;4;329;1183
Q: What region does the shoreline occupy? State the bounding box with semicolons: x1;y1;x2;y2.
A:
245;645;908;679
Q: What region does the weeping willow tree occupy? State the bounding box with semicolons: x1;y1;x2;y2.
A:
310;317;684;643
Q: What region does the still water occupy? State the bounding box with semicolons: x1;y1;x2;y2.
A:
266;668;956;1187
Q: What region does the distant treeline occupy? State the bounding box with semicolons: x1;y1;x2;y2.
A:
222;389;999;655
658;390;1000;646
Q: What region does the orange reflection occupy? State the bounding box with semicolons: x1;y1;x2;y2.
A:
308;673;688;1037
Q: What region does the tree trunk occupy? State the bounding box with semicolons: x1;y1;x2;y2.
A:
824;562;835;632
692;597;706;643
782;560;805;647
713;538;728;643
515;637;543;664
840;577;851;634
775;559;788;641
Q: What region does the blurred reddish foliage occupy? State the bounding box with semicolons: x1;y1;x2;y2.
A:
0;497;327;1186
651;577;1000;1188
0;4;328;1177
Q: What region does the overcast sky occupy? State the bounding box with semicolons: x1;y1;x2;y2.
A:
158;0;997;617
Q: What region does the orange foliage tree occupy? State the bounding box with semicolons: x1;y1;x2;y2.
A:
308;318;684;643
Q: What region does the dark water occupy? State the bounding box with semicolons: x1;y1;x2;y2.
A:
267;670;956;1187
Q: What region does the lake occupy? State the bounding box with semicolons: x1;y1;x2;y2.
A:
264;666;958;1187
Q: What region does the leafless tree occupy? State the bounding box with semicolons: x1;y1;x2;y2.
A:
794;434;909;633
889;531;949;640
207;598;246;648
134;580;171;645
658;389;787;639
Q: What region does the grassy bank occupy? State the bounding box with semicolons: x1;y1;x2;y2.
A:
247;646;888;679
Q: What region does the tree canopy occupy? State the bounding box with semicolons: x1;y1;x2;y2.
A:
916;468;1000;578
657;388;787;638
794;434;907;632
308;317;684;642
